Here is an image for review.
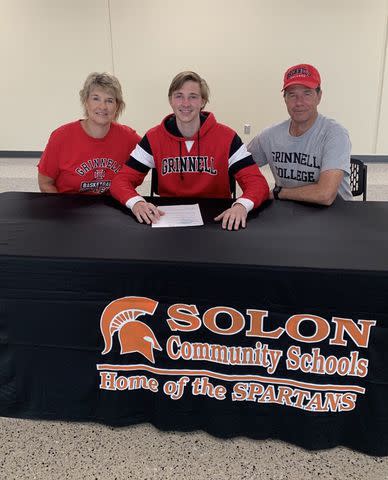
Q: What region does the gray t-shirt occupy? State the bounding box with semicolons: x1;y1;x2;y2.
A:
248;114;352;200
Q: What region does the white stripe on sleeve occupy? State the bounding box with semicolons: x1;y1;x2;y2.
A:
228;143;251;168
132;144;155;169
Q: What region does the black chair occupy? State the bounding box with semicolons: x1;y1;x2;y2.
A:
350;157;368;201
229;175;237;200
150;168;237;199
150;168;159;198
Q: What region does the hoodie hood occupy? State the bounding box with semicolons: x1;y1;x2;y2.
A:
161;111;216;141
159;111;217;179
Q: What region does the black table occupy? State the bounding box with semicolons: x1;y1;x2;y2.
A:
0;192;387;455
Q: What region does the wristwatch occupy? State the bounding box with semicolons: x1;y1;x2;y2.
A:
273;185;282;200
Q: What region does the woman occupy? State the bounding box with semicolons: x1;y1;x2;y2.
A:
110;71;269;230
38;72;141;194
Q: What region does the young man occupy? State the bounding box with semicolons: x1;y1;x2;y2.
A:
248;64;352;205
110;71;269;230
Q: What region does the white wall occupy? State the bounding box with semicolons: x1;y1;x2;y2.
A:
377;14;388;153
1;0;388;154
0;0;112;150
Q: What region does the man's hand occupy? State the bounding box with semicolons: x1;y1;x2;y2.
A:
214;203;248;231
132;201;164;225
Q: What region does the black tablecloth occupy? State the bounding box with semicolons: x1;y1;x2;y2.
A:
0;192;387;455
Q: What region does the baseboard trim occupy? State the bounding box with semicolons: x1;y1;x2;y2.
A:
0;151;42;158
351;155;388;163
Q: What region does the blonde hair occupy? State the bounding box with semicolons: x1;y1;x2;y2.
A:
79;72;125;120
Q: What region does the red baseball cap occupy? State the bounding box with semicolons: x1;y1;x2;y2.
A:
282;64;321;91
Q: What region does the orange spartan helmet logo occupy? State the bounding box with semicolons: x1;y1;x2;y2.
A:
100;296;162;363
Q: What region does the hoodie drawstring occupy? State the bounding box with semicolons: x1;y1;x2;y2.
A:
197;130;200;169
179;142;183;180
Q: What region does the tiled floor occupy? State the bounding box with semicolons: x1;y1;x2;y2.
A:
1;158;388;480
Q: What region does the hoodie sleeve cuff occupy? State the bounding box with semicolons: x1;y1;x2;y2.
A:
125;195;146;211
233;197;254;213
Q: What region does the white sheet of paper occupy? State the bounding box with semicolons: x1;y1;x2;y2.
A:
151;204;204;228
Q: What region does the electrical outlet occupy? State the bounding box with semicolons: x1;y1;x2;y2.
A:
244;124;251;135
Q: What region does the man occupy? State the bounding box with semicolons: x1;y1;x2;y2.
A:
111;71;269;230
248;64;352;205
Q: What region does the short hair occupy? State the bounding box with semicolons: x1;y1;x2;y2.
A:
168;71;210;109
79;72;125;120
